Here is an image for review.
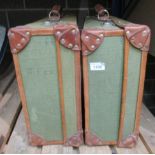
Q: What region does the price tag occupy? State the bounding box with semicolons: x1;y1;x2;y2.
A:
90;62;105;71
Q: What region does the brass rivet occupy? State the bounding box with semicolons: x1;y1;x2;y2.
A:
91;45;95;49
85;36;89;40
74;44;79;48
56;31;61;36
126;30;130;35
26;32;30;36
68;43;73;48
60;38;65;44
72;29;76;34
21;38;26;43
17;43;21;48
12;48;17;53
138;43;143;48
10;32;15;37
96;38;100;43
142;30;147;37
99;34;104;38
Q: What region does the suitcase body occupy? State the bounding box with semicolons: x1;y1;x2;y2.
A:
82;15;151;147
8;16;83;146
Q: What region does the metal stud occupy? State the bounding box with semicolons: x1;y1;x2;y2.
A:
12;48;17;53
91;45;95;49
10;32;15;37
84;50;89;55
74;44;79;49
72;29;76;34
85;36;89;40
26;32;30;36
142;30;147;37
60;38;65;44
96;38;100;43
17;43;21;48
21;38;26;43
68;43;73;48
99;34;104;38
138;43;143;48
56;31;61;36
126;30;130;35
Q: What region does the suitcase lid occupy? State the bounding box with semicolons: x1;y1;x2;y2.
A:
8;5;81;54
81;4;151;55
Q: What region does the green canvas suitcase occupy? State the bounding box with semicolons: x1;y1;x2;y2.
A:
8;6;83;147
82;4;151;148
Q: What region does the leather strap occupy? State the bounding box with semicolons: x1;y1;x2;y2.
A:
49;5;61;21
95;4;110;21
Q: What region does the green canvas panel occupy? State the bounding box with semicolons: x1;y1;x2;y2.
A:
84;18;123;141
123;46;141;139
61;46;77;138
84;17;120;30
87;36;124;141
26;16;76;28
18;36;63;141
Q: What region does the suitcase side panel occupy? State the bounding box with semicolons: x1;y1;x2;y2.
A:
123;46;141;139
60;46;78;138
87;36;124;141
18;36;63;141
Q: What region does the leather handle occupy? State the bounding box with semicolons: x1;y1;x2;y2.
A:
95;4;105;15
49;5;61;21
95;4;110;21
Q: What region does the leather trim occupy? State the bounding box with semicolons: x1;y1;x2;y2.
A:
118;133;139;148
81;29;104;56
65;130;83;147
8;26;31;54
125;24;151;51
111;17;151;51
28;132;46;146
53;24;81;51
85;131;104;146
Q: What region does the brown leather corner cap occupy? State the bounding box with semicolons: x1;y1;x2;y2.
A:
8;26;31;54
81;29;104;56
125;24;151;52
53;24;81;51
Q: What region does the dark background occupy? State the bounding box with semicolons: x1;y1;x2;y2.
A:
0;0;155;115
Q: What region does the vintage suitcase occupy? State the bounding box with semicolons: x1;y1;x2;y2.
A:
8;6;83;146
82;4;151;148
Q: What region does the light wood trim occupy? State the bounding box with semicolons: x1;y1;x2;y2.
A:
118;36;130;143
56;40;67;142
13;54;32;134
74;52;82;131
104;30;124;37
134;52;148;132
83;56;90;132
30;28;54;36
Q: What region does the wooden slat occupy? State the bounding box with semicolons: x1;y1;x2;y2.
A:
115;139;149;154
0;79;17;112
0;69;15;101
79;145;112;154
140;104;155;153
42;145;78;154
4;111;42;154
0;80;21;152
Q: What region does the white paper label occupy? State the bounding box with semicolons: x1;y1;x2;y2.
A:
90;62;105;71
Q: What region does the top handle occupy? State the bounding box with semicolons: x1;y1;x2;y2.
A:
95;4;110;21
49;5;61;22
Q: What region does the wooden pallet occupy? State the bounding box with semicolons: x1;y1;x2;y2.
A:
0;72;155;154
